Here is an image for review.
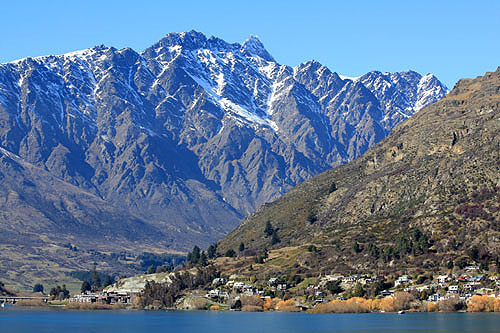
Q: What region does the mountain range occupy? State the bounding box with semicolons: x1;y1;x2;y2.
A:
0;30;447;287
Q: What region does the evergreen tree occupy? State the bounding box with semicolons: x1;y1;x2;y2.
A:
307;211;317;224
239;242;245;252
147;264;156;274
325;280;343;294
351;282;365;298
207;244;217;259
200;252;208;266
264;221;274;236
353;241;362;253
271;230;280;245
103;276;113;287
33;283;44;293
469;245;479;261
81;281;91;293
190;245;201;264
91;264;101;290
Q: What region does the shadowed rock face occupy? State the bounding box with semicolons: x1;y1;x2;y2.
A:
0;30;447;257
219;67;500;276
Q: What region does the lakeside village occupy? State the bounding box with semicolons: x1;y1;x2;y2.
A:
6;261;500;313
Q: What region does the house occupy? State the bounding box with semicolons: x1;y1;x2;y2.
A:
465;266;480;271
343;275;360;283
448;285;460;293
277;283;290;291
269;278;279;285
69;292;100;303
428;293;446;302
464;282;480;291
212;278;226;285
395;275;412;287
206;289;221;298
242;284;255;292
315;291;327;297
322;274;344;282
379;290;394;297
416;285;431;292
437;275;451;283
102;291;138;304
233;282;245;289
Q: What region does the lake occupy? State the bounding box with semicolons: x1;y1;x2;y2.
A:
1;307;500;332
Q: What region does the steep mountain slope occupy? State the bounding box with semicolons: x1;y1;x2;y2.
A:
219;68;500;276
0;31;448;287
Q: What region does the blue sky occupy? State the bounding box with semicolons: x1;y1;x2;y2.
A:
1;0;499;88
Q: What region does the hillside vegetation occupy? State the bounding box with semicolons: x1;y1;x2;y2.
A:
219;67;500;277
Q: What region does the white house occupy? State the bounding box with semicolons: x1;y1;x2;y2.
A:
437;275;450;283
395;275;412;287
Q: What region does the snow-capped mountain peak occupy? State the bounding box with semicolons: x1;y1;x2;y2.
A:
241;35;275;62
0;30;449;253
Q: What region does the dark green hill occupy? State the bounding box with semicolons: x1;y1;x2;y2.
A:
219;68;500;276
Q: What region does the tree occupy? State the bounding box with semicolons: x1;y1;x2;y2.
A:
307;245;317;252
368;243;379;259
50;285;70;300
447;260;454;270
264;221;274;236
200;252;207;266
455;257;468;269
147;264;156;274
225;249;236;257
103;276;113;287
91;264;101;290
232;299;242;310
352;241;362;253
329;182;337;193
350;282;365;298
187;245;201;265
307;211;317;224
469;245;480;262
239;242;245;252
207;244;217;259
33;283;44;293
326;280;343;294
81;281;91;293
271;230;280;245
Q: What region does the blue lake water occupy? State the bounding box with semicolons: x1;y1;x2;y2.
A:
1;307;500;332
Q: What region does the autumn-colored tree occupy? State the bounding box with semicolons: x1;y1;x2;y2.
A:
378;297;395;312
467;295;500;312
275;298;300;312
427;302;438;312
393;291;414;311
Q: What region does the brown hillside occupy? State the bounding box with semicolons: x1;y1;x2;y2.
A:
219;67;500;276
